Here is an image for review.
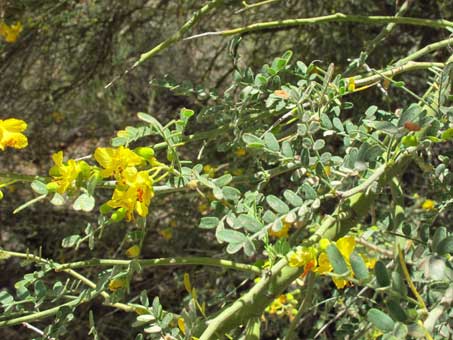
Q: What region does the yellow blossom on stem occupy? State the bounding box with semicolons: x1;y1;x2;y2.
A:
0;118;28;151
203;164;216;178
235;148;246;157
288;246;317;268
159;228;173;240
94;146;143;181
108;277;126;292
107;168;154;221
421;199;436;211
49;151;88;194
126;245;141;258
269;221;291;238
0;22;23;43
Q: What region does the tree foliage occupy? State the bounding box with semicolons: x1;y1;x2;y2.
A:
0;1;452;339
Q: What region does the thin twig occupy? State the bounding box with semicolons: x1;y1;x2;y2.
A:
184;14;453;41
22;322;55;340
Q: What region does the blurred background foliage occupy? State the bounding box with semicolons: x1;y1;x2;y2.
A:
0;0;452;339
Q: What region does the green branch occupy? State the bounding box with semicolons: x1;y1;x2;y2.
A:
395;36;453;65
351;61;444;87
106;0;224;87
55;257;261;274
185;13;453;40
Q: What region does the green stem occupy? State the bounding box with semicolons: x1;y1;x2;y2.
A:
284;272;316;340
0;297;82;327
132;0;224;70
395;36;453;65
364;0;413;55
185;13;453;40
351;61;444;87
55;257;261;274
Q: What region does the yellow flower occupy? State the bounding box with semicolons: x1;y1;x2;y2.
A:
178;318;186;335
126;245;141;258
269;221;291;238
288;246;317;268
107;168;154;221
336;236;355;264
49;151;88;194
314;252;332;274
361;254;377;269
197;202;209;214
319;238;330;250
108;277;126;292
348;78;356;92
159;227;173;240
94;146;143;181
422;199;436;211
0;118;28;150
232;168;245;176
235;148;246;157
0;21;23;43
203;164;216;178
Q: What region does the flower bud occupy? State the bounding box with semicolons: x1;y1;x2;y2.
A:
110;207;127;222
46;182;59;193
134;147;155;160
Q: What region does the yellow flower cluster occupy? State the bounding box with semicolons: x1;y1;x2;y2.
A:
0;21;23;43
48;151;90;194
289;236;376;289
265;292;298;320
0;118;28;151
95;146;155;221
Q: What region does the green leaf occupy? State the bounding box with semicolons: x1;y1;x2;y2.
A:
50;193;65;206
243;239;256;256
350;252;369;280
387;300;408;322
320;114;332;129
266;195;289;214
179;107;194;121
391;271;407;297
302;183;317;199
332;117;344;132
398;103;422;127
367;308;395;333
137;112;164;133
365;105;378;117
236;214;263;233
313;139;325;151
326;244;348;275
73;193;95;212
281;141;293;157
436;236;453;255
62;234;80;248
199;217;219;229
217;229;247;243
31;180;48;195
222;186;241;202
441;128;453;140
263;132;280;152
283;190;303;207
365;120;399;135
392;323;408;338
242;133;264;148
213;174;232;187
432;227;447;253
226;242;243;254
375;261;390;287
